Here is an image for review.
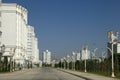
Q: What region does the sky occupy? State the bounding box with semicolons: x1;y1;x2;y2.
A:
3;0;120;60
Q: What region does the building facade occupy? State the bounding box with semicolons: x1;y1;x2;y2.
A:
27;25;40;65
0;1;40;69
43;50;51;65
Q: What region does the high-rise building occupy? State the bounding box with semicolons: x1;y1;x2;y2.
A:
43;50;51;65
0;2;28;66
0;1;40;68
27;25;39;65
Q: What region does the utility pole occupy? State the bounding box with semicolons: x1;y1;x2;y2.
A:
107;30;119;77
83;44;88;72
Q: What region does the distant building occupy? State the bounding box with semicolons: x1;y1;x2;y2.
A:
27;25;39;65
43;50;51;65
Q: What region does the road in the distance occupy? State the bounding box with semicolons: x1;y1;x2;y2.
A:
0;67;86;80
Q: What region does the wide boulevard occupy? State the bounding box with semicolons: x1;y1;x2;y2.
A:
0;68;85;80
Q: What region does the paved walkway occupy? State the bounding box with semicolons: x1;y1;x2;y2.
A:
58;69;120;80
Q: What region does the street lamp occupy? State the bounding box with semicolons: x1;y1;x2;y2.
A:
66;55;70;69
63;57;66;69
83;44;88;72
60;58;63;69
91;48;98;59
72;51;76;70
107;30;119;77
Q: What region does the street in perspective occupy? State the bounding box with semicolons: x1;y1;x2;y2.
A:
0;68;86;80
1;0;120;80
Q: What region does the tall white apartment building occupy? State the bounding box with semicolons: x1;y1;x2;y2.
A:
32;38;39;63
27;25;35;58
27;25;39;64
43;50;51;65
0;2;28;65
0;1;40;68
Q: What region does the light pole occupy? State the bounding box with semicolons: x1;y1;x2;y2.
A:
60;58;63;69
67;55;70;69
107;30;119;77
72;51;76;71
63;57;66;69
83;44;88;73
92;48;98;59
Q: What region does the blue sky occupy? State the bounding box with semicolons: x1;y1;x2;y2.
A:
3;0;120;60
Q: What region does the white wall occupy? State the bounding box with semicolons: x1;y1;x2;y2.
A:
43;50;51;64
1;2;39;67
1;3;28;65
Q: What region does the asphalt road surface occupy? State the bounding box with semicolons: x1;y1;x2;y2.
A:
0;67;86;80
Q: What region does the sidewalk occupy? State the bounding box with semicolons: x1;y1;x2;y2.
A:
58;69;120;80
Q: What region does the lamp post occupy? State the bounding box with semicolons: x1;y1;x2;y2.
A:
60;58;63;69
83;44;88;73
92;48;98;59
67;55;70;69
107;30;119;77
72;51;76;71
63;57;66;69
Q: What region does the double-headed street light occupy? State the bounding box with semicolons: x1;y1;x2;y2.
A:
107;30;119;77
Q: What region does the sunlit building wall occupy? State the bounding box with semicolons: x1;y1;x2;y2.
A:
0;2;28;65
43;50;51;65
27;25;39;64
0;1;40;68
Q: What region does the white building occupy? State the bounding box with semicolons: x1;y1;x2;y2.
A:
27;25;40;66
0;2;28;66
32;38;39;63
0;1;40;68
43;50;51;65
